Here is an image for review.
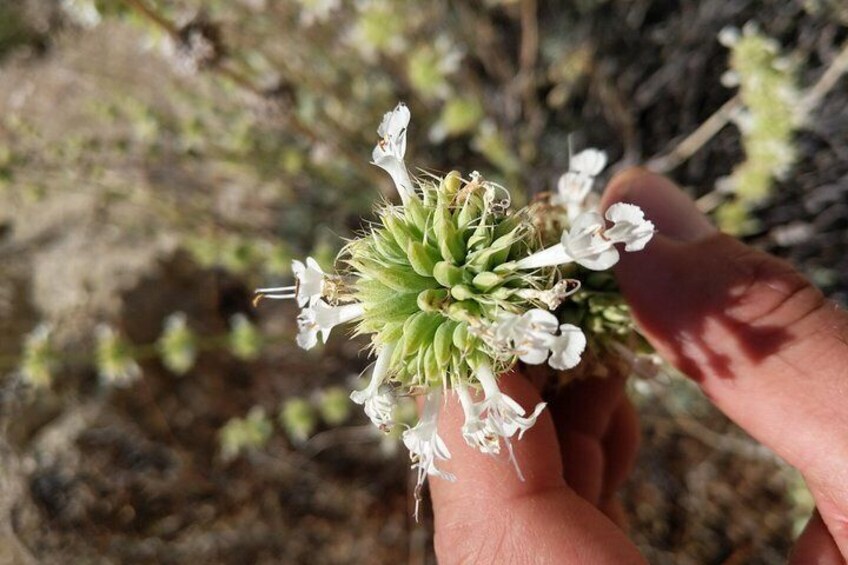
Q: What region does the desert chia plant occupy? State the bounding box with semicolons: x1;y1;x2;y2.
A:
717;23;800;234
19;324;57;390
255;103;656;515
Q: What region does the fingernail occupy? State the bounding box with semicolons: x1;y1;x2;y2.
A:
604;168;717;243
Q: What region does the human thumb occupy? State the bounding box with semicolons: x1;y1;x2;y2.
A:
602;168;848;558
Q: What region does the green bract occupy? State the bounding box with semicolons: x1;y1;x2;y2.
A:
254;104;659;512
346;171;551;386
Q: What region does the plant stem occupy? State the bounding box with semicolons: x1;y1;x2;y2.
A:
798;39;848;117
646;95;741;174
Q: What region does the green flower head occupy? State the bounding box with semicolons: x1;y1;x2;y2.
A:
255;104;656;513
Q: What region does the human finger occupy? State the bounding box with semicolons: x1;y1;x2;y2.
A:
602;169;848;557
430;372;645;564
549;374;637;506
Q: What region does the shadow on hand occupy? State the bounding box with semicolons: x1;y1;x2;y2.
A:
618;232;818;383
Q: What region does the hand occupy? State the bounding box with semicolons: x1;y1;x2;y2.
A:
429;169;848;564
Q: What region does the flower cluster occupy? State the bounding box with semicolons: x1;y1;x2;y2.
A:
156;312;197;375
95;324;142;387
255;103;655;513
717;23;799;234
19;324;56;390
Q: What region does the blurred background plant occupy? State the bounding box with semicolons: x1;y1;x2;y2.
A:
0;0;845;562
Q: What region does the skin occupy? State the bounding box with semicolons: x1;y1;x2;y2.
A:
430;169;848;564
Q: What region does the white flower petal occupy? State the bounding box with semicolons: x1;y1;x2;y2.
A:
556;172;593;206
256;256;326;307
505;401;547;440
517;347;550;365
569;210;605;233
555;149;606;220
376;103;410;146
561;210;620;270
372;152;414;201
296;308;319;350
569;148;608;176
373;103;415;205
475;364;547;441
313;301;364;340
493;309;560;365
494;312;523;343
574;245;620;270
547;324;587;371
464;363;547;479
351;343;397;431
455;382;501;454
514;243;574;270
523;309;559;333
604;203;655;252
296;301;363;350
402;390;455;486
296;256;326;306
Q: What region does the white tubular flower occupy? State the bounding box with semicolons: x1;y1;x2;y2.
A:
603;203;656;252
570;148;608;177
403;389;455;518
372;103;415;205
351;342;397;431
547;324;587;371
293;257;326;305
475;363;546;441
296;300;364;350
492;310;587;371
555;148;608;220
513;239;575;271
455;381;500;454
562;211;620;270
254;257;326;307
454;363;547;480
495;309;559;365
515;203;654;271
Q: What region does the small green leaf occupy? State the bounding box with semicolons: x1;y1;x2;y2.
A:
465;226;521;272
379;322;405;345
405;194;429;231
452;323;469;351
489;286;515;301
407;240;439;277
440;171;462;199
391;334;408;366
457;194;482;230
383;213;413;250
433;321;456;367
402;312;443;357
358;261;433;292
363;293;420;326
423;346;441;383
417;288;449;312
447;300;481;323
467;213;492;252
450;284;475;301
472;271;502;291
433;261;466;288
372;231;405;263
493;212;524;239
434;206;466;263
